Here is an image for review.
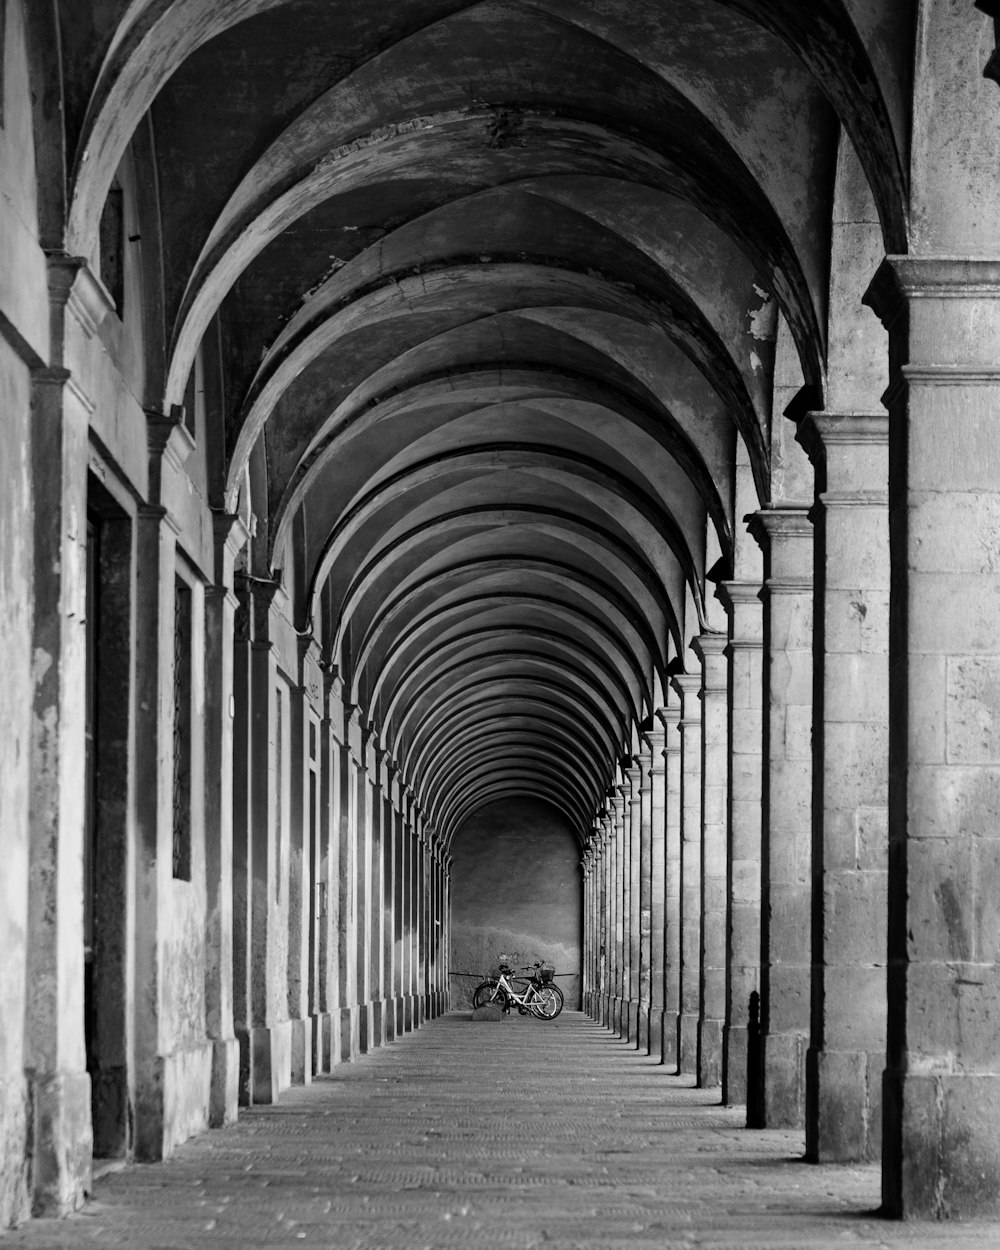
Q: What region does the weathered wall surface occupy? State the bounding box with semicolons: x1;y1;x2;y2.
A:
0;0;43;1227
451;798;582;1009
0;336;34;1228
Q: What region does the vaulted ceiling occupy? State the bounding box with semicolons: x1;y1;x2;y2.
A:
54;0;911;845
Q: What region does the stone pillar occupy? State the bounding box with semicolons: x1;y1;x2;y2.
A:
659;704;682;1069
637;744;654;1052
337;712;360;1060
796;411;889;1162
288;640;319;1086
746;508;814;1128
581;846;592;1014
355;731;373;1053
316;673;341;1072
865;255;1000;1216
671;672;703;1076
716;581;764;1106
626;762;643;1044
611;788;627;1033
368;746;387;1048
25;260;105;1210
390;773;405;1037
692;633;729;1089
204;513;248;1125
382;762;398;1042
600;811;614;1026
645;723;667;1058
233;577;287;1104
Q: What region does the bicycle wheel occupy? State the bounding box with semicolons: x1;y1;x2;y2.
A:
529;984;564;1019
473;980;508;1011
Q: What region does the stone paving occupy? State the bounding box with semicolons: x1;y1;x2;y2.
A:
7;1012;1000;1249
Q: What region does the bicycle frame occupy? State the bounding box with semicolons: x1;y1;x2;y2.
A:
489;969;543;1010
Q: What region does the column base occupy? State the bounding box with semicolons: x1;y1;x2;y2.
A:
637;1002;651;1054
238;1024;291;1107
679;1013;699;1076
661;1012;678;1070
599;992;611;1027
358;1002;376;1054
698;1017;723;1089
759;1030;805;1128
339;1006;360;1061
370;999;386;1049
290;1017;312;1085
625;998;640;1046
312;1012;334;1074
384;998;397;1042
611;996;624;1033
646;1005;662;1059
722;1023;748;1106
28;1070;92;1217
209;1036;240;1128
0;1074;31;1226
805;1047;882;1163
883;1068;1000;1219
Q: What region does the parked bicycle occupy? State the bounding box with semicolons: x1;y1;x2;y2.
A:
472;956;565;1019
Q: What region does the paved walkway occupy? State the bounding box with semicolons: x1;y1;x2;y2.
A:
7;1012;1000;1249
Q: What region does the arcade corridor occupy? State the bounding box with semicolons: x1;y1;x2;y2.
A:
8;0;1000;1238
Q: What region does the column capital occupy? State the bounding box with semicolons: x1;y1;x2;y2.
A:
745;506;812;548
211;508;249;589
745;507;813;591
864;254;1000;330
796;411;889;463
690;631;727;660
669;672;702;722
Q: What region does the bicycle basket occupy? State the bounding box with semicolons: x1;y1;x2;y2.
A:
538;963;555;984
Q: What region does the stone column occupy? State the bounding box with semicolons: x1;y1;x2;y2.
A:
671;672;703;1076
288;640;319;1086
659;704;682;1069
581;847;591;1013
865;255;1000;1216
716;581;764;1106
337;712;360;1061
368;746;386;1048
797;411;889;1163
356;729;375;1053
611;788;627;1033
645;723;667;1058
692;633;729;1089
637;743;655;1052
600;811;614;1026
25;260;104;1209
626;761;643;1044
204;513;248;1125
316;673;341;1071
235;577;288;1104
382;762;398;1042
746;508;814;1128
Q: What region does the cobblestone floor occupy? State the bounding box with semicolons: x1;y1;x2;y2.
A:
7;1012;1000;1249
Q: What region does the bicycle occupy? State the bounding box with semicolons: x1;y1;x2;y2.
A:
472;957;565;1019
